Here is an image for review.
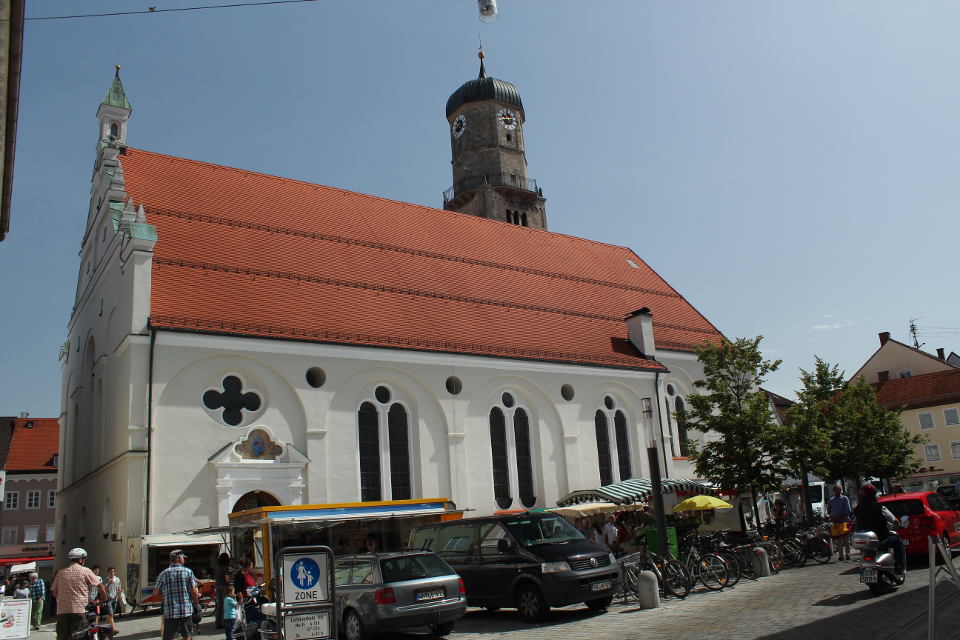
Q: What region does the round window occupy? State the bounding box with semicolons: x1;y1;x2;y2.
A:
501;392;515;408
560;384;575;401
604;395;616;410
375;386;391;404
445;376;463;395
666;384;676;396
305;367;326;389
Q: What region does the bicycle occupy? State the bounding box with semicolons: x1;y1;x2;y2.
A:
679;534;730;591
618;545;691;600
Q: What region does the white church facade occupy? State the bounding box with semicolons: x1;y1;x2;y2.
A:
56;63;724;571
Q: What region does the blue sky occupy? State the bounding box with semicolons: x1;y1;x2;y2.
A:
2;0;958;417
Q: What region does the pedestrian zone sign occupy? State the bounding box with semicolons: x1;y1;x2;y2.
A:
282;553;329;605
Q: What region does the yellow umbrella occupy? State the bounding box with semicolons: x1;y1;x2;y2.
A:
671;495;732;512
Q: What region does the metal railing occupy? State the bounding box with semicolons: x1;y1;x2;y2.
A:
443;173;540;203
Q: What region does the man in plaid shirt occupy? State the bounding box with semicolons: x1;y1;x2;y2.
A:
154;549;199;640
51;548;106;640
28;572;45;630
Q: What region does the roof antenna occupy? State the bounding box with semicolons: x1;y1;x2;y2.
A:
909;318;925;350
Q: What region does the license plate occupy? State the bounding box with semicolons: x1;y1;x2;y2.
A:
416;588;445;601
860;568;877;584
591;580;612;592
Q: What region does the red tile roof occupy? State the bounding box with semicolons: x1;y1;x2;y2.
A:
4;418;59;472
873;369;960;410
119;148;724;370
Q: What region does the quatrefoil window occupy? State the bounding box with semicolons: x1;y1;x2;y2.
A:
203;376;262;426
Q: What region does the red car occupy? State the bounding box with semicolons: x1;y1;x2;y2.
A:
878;492;960;557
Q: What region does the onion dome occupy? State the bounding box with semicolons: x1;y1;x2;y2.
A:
445;52;524;119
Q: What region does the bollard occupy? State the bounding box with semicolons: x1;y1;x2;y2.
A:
752;546;772;577
636;570;660;609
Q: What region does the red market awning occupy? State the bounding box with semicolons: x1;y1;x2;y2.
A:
0;556;53;566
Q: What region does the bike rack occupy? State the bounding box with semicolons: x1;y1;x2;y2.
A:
927;534;960;640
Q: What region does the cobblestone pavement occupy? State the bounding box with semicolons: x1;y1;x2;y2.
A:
30;556;960;640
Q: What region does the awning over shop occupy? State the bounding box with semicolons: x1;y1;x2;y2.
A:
0;557;51;569
557;478;715;506
550;502;648;517
265;500;452;524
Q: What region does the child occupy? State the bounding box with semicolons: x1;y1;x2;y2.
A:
223;585;238;640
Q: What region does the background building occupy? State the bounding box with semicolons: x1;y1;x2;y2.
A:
0;415;59;579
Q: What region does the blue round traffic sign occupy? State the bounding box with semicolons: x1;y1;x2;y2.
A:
291;557;320;590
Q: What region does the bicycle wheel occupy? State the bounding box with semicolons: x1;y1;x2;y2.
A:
737;548;758;580
717;551;741;587
659;560;691;599
808;538;832;564
767;543;784;574
782;539;806;568
697;554;729;591
620;562;641;602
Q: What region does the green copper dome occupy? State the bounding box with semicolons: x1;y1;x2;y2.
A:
446;57;523;119
102;67;132;110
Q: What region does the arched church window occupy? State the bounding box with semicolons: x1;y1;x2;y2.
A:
358;402;380;501
388;404;411;500
676;397;691;457
595;410;613;486
357;388;414;502
596;396;632;484
488;394;540;510
521;212;528;227
614;410;632;479
489;407;511;510
514;409;535;508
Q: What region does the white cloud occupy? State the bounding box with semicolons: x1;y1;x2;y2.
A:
811;319;853;331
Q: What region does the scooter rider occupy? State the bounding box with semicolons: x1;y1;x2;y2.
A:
854;484;906;576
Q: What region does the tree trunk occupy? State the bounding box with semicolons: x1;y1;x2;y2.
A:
750;486;762;531
799;462;813;524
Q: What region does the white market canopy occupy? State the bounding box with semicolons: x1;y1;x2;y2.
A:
557;478;715;507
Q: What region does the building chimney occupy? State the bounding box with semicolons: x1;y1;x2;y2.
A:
878;370;889;383
879;332;890;346
938;348;946;360
626;308;656;359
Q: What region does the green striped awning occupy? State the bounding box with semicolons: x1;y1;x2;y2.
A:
557;478;715;507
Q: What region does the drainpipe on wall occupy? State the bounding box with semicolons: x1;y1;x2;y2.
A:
144;327;156;534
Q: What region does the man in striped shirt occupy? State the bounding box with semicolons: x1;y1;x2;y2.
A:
155;549;200;640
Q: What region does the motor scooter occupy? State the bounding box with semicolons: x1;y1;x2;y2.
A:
853;530;905;595
71;602;119;640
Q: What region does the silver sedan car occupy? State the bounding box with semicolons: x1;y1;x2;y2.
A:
334;551;467;640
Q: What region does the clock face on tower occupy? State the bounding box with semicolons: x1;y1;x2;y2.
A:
497;108;518;131
452;114;467;139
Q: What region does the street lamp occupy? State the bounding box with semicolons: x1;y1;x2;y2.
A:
643;398;670;557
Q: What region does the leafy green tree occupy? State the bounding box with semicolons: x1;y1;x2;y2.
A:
684;336;787;520
823;375;925;483
784;357;845;520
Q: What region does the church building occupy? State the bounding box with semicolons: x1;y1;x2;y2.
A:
56;58;724;571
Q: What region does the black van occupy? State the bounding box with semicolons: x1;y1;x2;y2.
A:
409;512;621;621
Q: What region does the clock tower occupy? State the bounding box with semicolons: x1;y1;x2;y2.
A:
443;52;547;230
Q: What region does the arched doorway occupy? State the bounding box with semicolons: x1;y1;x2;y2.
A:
231;490;281;514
